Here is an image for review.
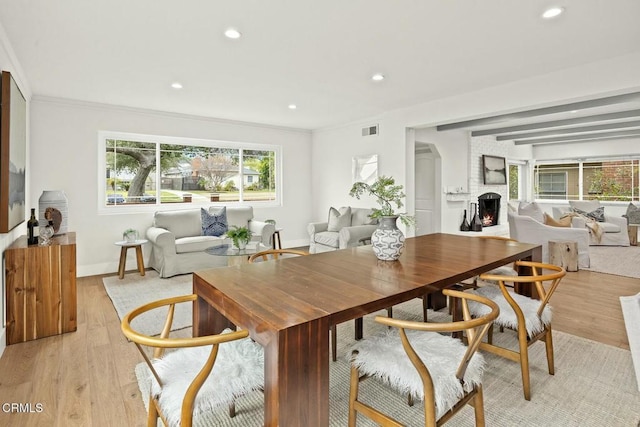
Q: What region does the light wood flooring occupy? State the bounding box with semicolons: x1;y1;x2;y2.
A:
0;267;637;426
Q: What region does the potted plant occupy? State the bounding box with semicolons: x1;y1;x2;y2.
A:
349;175;415;261
226;225;252;250
123;228;139;243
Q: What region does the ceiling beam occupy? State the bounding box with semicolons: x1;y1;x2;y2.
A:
437;92;640;131
496;120;640;141
471;109;640;136
513;129;640;145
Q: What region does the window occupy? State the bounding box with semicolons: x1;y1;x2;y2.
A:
534;159;640;202
100;132;280;211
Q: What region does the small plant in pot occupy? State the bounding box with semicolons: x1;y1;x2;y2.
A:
349;175;415;261
123;228;139;243
226;225;252;250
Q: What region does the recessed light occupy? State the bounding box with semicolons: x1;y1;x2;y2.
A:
288;104;297;110
224;28;242;39
171;82;183;89
371;73;385;82
542;6;564;19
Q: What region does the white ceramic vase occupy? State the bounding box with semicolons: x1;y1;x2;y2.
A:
39;190;68;235
371;216;405;261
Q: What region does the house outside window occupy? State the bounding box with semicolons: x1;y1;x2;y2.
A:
534;159;639;202
100;132;280;211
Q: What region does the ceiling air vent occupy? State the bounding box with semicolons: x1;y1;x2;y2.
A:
362;124;379;137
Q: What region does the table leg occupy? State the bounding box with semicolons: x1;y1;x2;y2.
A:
264;319;330;426
118;246;127;279
135;245;145;276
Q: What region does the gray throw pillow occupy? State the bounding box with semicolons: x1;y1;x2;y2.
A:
625;203;640;224
327;207;351;232
201;207;228;236
571;206;605;222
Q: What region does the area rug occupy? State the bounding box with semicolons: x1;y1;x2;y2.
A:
103;271;192;336
583;245;640;278
134;299;640;426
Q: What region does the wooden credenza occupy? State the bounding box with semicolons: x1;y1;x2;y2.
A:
5;232;77;345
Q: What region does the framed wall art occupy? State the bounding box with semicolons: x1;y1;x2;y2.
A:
0;70;27;233
352;154;378;184
482;154;507;185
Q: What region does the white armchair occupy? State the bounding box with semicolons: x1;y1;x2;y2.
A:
308;207;378;253
552;200;630;246
508;212;591;268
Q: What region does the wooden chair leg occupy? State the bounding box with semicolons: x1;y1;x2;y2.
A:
487;323;494;345
147;397;158;427
348;364;360;427
518;332;532;401
228;401;236;418
407;394;414;407
386;307;393;318
332;325;338;362
472;386;486;427
422;295;428;322
544;327;555;375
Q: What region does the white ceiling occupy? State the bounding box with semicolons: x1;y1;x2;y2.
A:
1;0;640;130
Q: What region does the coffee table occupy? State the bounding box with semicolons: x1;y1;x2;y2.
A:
205;243;260;266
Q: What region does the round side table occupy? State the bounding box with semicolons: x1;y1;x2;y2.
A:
114;239;148;279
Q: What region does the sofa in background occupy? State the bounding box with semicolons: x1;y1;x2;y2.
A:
552;200;630;246
147;206;275;277
308;206;378;253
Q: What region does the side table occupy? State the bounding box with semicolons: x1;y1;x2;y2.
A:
628;224;638;246
115;239;148;279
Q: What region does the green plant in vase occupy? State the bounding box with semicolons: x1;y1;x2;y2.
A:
123;228;139;243
226;225;252;250
349;175;414;261
349;175;415;227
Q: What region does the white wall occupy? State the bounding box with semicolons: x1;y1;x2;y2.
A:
311;52;640;233
29;98;312;276
0;23;33;357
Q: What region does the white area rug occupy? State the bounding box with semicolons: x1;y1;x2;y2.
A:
583;245;640;278
103;271;192;336
134;299;640;426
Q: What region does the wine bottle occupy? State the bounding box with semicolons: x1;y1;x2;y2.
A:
460;209;470;231
470;203;482;231
27;208;39;245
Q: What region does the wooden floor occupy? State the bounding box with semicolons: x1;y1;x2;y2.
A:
0;267;637;426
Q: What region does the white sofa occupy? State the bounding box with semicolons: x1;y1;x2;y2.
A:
146;206;275;277
308;207;378;253
552;200;630;246
508;212;591;268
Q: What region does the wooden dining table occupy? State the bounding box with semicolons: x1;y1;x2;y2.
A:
193;233;541;426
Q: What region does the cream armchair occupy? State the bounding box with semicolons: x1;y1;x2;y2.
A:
552;200;630;246
508;212;590;268
308;207;378;253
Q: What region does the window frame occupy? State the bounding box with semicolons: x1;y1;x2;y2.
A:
98;131;282;214
534;157;640;203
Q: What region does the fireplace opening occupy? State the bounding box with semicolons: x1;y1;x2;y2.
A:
478;192;501;227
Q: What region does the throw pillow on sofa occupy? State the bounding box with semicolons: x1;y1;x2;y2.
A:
571;206;605;222
201;207;228;236
327;207;351;232
543;213;571;227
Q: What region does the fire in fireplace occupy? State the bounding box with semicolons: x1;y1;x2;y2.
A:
478;192;501;227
